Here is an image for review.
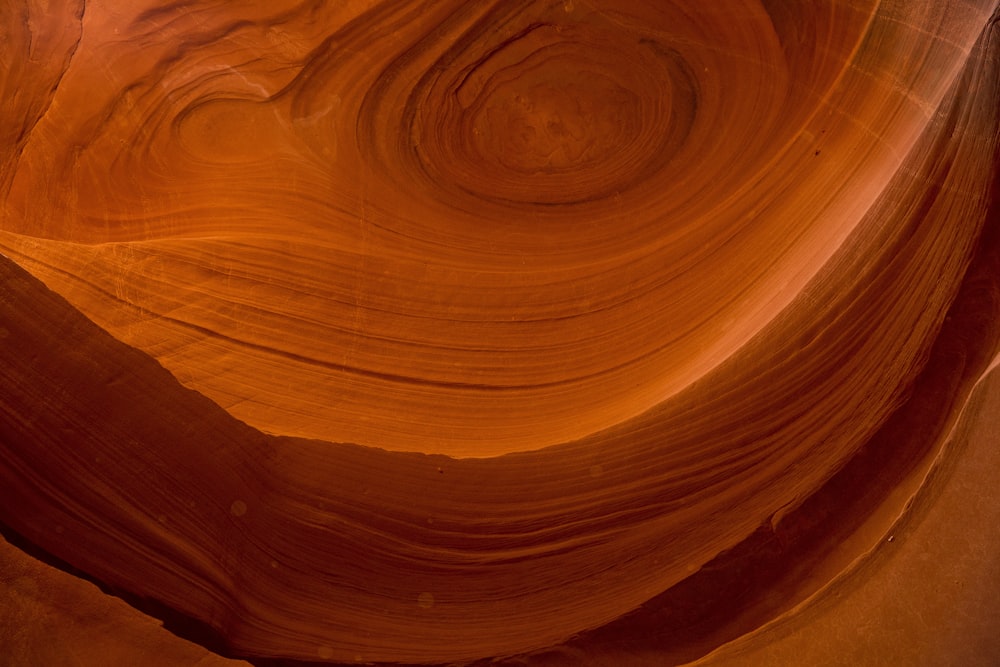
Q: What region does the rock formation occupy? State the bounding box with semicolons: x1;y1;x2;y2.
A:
2;0;999;664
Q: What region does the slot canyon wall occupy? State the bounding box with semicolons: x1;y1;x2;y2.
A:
2;0;1000;665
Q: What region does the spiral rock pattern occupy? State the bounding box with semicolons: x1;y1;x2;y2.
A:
1;0;999;664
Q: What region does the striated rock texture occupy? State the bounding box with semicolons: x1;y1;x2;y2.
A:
1;0;999;665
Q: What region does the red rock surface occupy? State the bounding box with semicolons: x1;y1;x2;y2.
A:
1;0;999;665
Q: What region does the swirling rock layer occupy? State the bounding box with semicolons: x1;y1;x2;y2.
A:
1;0;999;665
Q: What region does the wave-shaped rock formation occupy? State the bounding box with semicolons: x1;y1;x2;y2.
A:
2;0;1000;664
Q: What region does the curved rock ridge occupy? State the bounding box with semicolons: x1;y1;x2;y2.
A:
1;0;999;665
6;0;987;456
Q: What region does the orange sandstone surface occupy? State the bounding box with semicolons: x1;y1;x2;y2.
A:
1;0;999;665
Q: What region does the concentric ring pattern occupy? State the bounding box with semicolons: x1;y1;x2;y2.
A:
1;0;999;665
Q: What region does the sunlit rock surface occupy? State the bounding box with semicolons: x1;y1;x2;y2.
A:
1;0;999;665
